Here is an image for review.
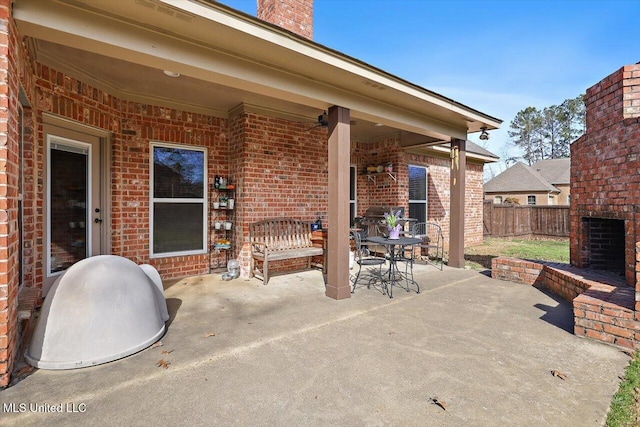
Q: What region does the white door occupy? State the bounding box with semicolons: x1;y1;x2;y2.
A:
44;124;103;292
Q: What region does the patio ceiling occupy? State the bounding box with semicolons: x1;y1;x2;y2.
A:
13;0;501;143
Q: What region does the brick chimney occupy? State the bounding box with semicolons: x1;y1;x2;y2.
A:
257;0;313;40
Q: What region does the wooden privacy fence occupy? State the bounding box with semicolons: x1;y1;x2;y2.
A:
483;201;570;238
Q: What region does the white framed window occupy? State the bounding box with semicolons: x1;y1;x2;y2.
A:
408;165;428;223
150;143;207;257
350;165;356;227
527;195;536;205
494;196;502;204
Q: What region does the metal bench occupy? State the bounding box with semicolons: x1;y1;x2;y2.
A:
250;218;324;284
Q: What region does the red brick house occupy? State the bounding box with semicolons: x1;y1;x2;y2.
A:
0;0;501;386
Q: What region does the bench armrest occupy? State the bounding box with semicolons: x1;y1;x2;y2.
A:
250;240;268;252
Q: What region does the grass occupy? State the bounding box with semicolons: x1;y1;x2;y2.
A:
607;353;640;426
464;236;570;271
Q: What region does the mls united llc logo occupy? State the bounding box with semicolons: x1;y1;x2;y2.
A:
3;402;87;413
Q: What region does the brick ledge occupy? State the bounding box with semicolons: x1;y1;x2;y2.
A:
491;256;637;350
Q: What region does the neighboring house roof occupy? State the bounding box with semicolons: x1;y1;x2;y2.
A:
531;158;570;185
484;162;560;193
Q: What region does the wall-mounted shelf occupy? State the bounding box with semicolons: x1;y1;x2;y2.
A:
365;171;396;183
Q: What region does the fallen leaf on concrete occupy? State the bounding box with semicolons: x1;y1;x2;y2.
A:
204;332;217;338
429;397;448;411
150;341;163;349
551;370;568;380
161;350;174;355
156;359;171;369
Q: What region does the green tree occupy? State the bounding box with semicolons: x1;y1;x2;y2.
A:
508;106;543;166
508;95;585;164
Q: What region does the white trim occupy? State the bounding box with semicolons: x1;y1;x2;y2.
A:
150;141;208;258
46;135;92;278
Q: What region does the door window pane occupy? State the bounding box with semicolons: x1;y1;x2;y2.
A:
49;146;88;273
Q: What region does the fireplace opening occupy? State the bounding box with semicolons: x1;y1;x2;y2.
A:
583;217;625;273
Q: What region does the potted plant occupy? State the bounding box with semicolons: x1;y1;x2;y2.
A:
384;209;402;239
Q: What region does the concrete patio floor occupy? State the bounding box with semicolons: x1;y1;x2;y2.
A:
0;264;630;426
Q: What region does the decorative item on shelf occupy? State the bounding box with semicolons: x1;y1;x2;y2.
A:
376;165;384;173
224;221;232;230
213;201;220;209
366;165;377;174
219;196;228;208
214;221;222;230
228;198;235;210
384;209;402;240
214;238;231;249
219;176;227;188
214;175;220;189
385;163;393;173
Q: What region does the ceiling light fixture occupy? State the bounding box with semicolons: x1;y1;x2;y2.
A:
163;70;180;78
479;126;490;140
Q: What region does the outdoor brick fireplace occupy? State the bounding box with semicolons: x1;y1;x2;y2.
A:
493;64;640;350
570;64;640;287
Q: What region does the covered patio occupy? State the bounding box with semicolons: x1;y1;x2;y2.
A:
0;265;628;425
11;0;500;293
1;0;502;386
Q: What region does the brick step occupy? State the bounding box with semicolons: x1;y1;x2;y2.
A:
574;285;636;350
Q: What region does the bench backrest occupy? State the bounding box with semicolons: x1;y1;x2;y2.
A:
250;218;314;250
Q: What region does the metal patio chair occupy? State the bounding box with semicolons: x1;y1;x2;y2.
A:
411;222;444;270
349;230;386;293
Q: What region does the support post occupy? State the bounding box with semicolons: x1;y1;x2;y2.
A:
449;139;466;268
325;106;351;299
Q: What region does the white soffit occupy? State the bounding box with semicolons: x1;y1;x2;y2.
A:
13;0;501;140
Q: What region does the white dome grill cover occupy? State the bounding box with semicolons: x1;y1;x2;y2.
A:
26;255;168;369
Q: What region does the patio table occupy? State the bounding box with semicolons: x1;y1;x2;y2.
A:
366;235;421;298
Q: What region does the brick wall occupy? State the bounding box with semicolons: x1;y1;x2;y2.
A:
35;69;230;279
570;64;640;286
0;0;20;387
257;0;313;40
403;151;485;247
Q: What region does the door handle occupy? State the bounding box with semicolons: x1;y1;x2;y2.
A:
94;218;103;224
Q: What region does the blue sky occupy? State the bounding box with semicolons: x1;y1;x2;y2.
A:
223;0;639;174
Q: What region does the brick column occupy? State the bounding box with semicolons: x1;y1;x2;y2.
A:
325;106;351;300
